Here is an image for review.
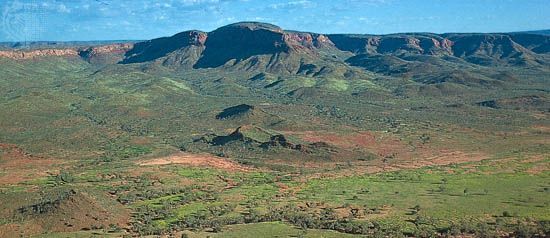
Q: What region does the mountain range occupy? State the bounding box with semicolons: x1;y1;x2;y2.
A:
1;22;549;67
1;22;549;90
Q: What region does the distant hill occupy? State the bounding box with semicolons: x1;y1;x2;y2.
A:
116;22;550;70
513;29;550;35
1;22;549;90
0;40;139;50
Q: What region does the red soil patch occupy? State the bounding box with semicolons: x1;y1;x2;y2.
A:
525;166;549;175
286;130;377;149
287;130;428;159
138;152;251;172
276;130;493;177
0;143;62;185
297;151;487;179
532;124;550;133
522;155;550;175
388;150;489;170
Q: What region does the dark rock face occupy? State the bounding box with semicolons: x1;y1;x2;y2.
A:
207;126;320;153
194;23;290;68
509;33;550;54
260;134;304;151
326;34;372;54
477;100;499;109
346;54;412;74
216;104;255;120
210;127;248;146
78;44;133;64
121;30;206;64
192;22;336;69
117;22;340;73
449;34;525;59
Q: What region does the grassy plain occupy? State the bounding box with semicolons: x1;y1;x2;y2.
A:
0;56;548;237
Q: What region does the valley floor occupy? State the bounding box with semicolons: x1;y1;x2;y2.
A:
0;52;548;237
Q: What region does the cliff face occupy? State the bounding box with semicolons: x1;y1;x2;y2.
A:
0;43;133;62
0;48;79;59
191;22;339;73
194;23;290;68
121;31;207;64
78;44;133;64
328;32;549;66
79;44;133;57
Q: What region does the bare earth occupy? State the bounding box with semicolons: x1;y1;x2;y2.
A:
0;143;62;185
138;152;251;172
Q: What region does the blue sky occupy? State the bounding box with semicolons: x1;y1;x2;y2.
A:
0;0;549;41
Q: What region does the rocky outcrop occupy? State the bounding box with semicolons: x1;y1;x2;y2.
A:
191;22;339;73
194;22;292;68
448;34;527;58
284;31;335;50
476;95;549;111
216;104;255;120
0;48;79;59
206;125;327;153
329;32;549;66
328;34;454;55
121;30;206;64
0;43;133;61
79;43;132;57
78;43;133;64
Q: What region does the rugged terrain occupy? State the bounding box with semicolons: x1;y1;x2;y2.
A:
0;22;548;237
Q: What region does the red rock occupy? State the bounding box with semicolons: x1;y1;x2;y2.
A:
0;43;133;60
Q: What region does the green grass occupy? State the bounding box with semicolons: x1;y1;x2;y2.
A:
32;231;124;238
186;222;362;238
300;168;550;220
0;50;548;237
316;78;349;91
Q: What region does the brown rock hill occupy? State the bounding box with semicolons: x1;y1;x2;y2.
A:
328;32;549;66
120;30;207;65
0;48;79;59
0;43;132;63
192;22;335;73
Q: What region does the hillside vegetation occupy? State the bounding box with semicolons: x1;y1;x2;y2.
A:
0;22;548;237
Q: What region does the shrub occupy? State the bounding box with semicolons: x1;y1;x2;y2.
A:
56;171;75;183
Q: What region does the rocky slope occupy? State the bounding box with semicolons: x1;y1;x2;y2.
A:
121;30;206;65
191;22;340;74
331;33;550;66
1;22;548;77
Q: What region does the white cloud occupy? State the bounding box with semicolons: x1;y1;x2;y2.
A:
269;0;315;10
57;4;70;13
